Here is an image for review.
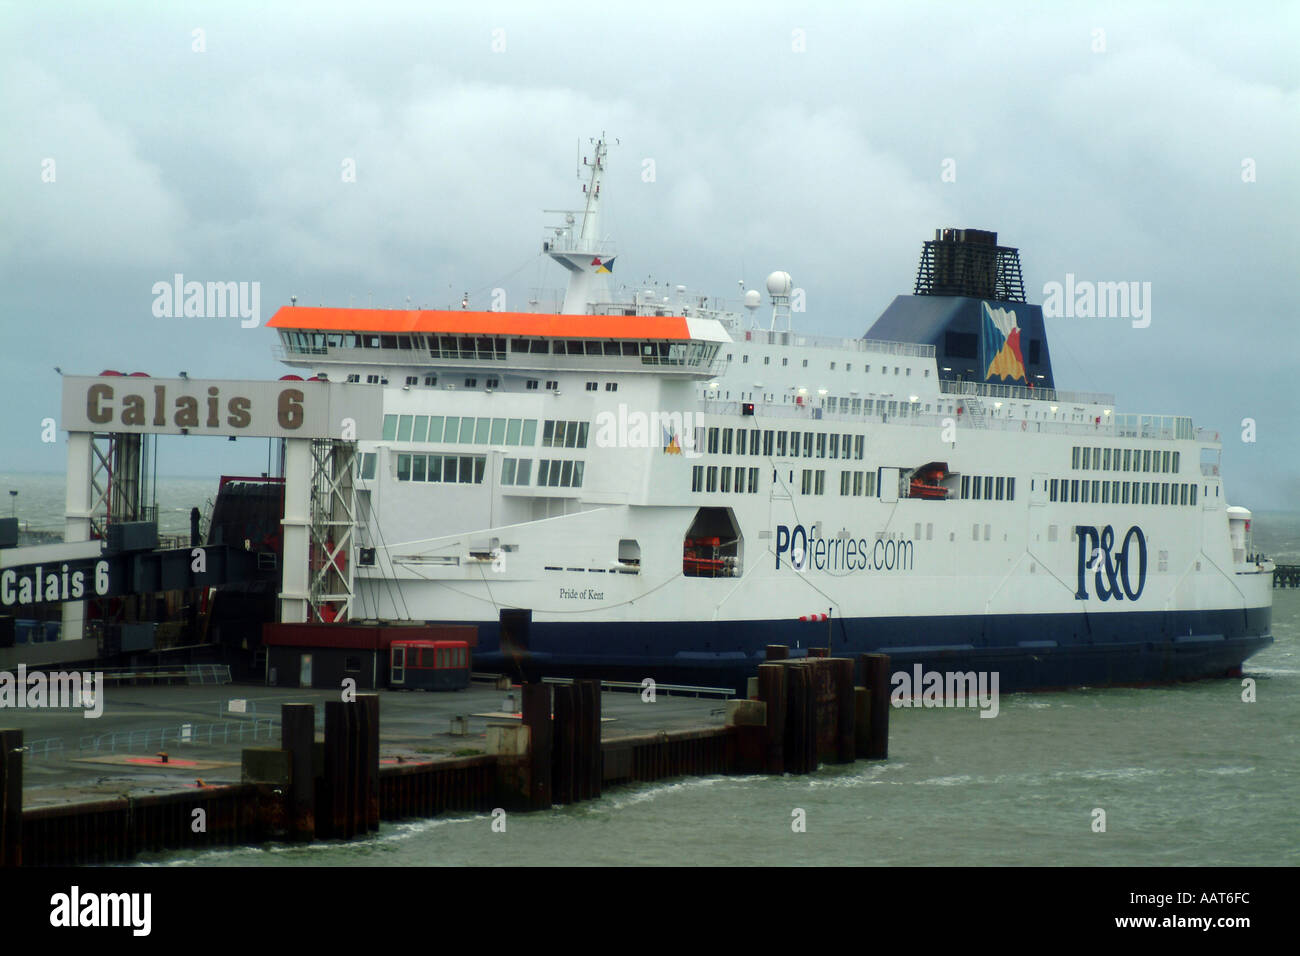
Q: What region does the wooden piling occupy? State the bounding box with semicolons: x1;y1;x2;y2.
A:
862;653;892;759
757;663;787;774
577;679;602;801
765;644;789;661
521;682;552;809
1;729;21;867
784;663;818;774
552;682;576;804
833;658;856;764
808;647;828;658
358;694;380;831
322;700;367;838
280;704;315;842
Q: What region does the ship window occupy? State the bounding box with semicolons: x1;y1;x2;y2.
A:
583;341;602;356
742;355;749;364
1122;449;1131;471
382;415;398;441
545;380;557;390
750;430;760;455
801;470;812;494
516;459;532;485
489;418;506;444
853;472;864;496
692;466;703;492
360;453;377;480
1180;483;1188;505
722;429;733;454
1071;480;1079;503
963;475;972;499
1142;450;1152;472
971;477;981;500
396;454;411;481
1072;447;1080;469
505;419;522;445
1162;451;1171;473
1102;482;1110;502
1082;447;1091;469
1173;451;1180;473
776;432;787;456
526;379;539;390
621;341;638;356
803;432;813;457
396;416;413;442
841;471;851;495
1190;485;1197;505
1007;477;1015;500
815;470;825;495
464;377;477;388
995;477;1004;500
816;434;826;458
1140;483;1149;504
983;476;993;499
412;455;427;481
721;467;732;493
1162;483;1170;504
586;381;597;391
830;434;839;459
606;382;618;391
855;436;864;459
706;467;717;492
708;428;719;454
474;418;490;443
1049;478;1057;501
560;460;574;486
1102;448;1111;470
763;431;774;456
1080;481;1090;503
788;430;799;457
521;420;538;445
501;458;517;485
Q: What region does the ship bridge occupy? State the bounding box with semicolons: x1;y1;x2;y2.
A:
268;307;731;380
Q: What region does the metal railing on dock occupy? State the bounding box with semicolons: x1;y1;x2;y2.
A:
541;677;735;699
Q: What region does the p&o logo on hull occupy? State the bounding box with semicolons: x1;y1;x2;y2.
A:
1075;524;1147;601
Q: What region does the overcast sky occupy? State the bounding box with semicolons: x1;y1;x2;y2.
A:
2;0;1296;508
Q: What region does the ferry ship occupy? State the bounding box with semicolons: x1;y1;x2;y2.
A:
266;136;1274;691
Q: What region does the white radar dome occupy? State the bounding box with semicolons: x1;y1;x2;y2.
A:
743;290;762;310
766;271;793;296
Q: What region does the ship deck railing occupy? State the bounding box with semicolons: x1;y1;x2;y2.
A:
697;400;1203;442
939;380;1115;406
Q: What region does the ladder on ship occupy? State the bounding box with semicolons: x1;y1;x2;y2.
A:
963;396;987;428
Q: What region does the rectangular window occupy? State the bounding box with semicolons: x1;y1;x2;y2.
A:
505;419;522;445
521;420;538;445
560;460;574;487
1081;481;1090;503
1142;450;1152;472
776;431;787;456
972;477;981;501
801;469;812;494
443;456;458;483
748;467;760;493
1072;447;1080;469
490;418;506;445
1123;449;1131;471
1190;485;1197;505
382;414;398;441
1071;480;1079;502
995;477;1004;500
1102;448;1111;470
855;435;864;459
1007;477;1015;500
1121;482;1129;504
750;430;760;455
841;471;850;495
1101;481;1110;504
829;434;839;459
411;455;426;481
360;453;377;480
853;472;864;496
692;465;704;492
803;432;813;458
963;475;971;499
720;467;732;493
501;458;516;485
816;433;826;458
815;471;825;495
1173;451;1181;473
984;476;993;499
1141;483;1149;504
763;430;774;456
516;459;532;485
708;428;720;454
706;466;718;492
397;453;411;481
1082;447;1091;470
1049;478;1057;501
722;429;733;454
427;455;442;482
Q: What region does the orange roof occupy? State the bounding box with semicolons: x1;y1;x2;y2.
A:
267;306;694;340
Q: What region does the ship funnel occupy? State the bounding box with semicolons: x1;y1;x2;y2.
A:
914;228;1026;303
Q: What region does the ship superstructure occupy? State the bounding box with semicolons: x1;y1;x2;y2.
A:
266;136;1273;690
